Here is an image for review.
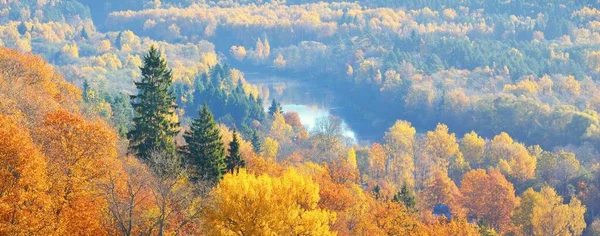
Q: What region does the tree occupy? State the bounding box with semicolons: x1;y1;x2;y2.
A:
347;147;358;170
202;169;335;235
384;120;416;188
284;111;303;131
425;124;460;172
420;170;465;217
250;129;262;153
311;115;345;162
181;103;226;183
147;151;202;236
98;156;153;236
268;99;283;117
537;151;580;195
393;184;416;211
262;137;279;159
513;187;586;236
460;169;518;232
270;111;293;141
488;133;536;183
0;115;51;235
460;131;485;168
225;129;245;174
369;143;387;179
128;46;179;161
82;79;91;103
38;110;118;235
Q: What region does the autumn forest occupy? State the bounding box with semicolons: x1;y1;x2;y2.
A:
1;0;600;235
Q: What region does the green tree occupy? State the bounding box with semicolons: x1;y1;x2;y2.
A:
82;79;91;103
251;129;262;153
127;46;179;161
268;99;283;117
393;183;416;211
181;103;226;183
225;129;245;174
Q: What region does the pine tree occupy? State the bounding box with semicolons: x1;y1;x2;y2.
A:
251;129;262;153
393;183;416;210
268;99;282;117
225;129;245;174
182;103;226;183
128;46;179;161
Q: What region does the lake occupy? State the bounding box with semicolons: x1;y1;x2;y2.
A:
245;72;357;141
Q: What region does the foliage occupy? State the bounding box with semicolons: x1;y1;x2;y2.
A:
202;169;336;235
181;103;226;183
128;46;179;160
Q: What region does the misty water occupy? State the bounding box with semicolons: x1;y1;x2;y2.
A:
245;72;357;141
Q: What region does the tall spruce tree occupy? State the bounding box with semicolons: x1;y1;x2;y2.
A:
128;46;179;161
182;103;226;183
268;99;283;117
225;129;245;174
251;129;262;153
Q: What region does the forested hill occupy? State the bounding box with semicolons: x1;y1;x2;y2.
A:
2;0;600;235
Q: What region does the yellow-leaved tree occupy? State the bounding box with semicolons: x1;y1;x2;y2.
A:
203;169;336;235
383;120;416;188
425;124;460;172
513;187;586;236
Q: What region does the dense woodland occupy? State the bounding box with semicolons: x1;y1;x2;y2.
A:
1;0;600;235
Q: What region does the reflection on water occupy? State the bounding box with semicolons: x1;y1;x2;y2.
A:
281;104;357;141
246;72;357;141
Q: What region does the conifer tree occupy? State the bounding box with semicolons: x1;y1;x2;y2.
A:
251;129;262;153
182;103;226;183
393;183;416;210
128;46;179;161
82;79;90;102
268;99;283;117
225;129;245;174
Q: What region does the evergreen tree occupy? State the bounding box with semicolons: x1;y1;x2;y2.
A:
393;184;416;210
82;79;90;102
268;99;283;117
251;129;262;153
225;128;245;174
80;27;89;39
17;21;27;35
128;46;179;161
182;103;226;183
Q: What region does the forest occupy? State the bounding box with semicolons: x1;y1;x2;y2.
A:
1;0;600;235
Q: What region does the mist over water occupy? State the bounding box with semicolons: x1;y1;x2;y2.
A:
247;72;357;141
